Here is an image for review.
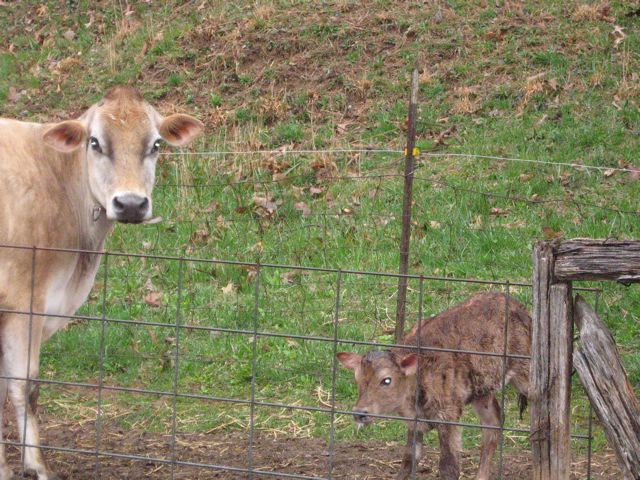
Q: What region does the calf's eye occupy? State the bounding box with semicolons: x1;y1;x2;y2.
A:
381;377;392;386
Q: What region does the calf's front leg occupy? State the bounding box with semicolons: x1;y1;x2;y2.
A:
396;421;428;480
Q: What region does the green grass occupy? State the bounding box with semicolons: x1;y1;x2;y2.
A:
1;0;639;467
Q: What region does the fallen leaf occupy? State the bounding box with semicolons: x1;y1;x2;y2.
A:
309;186;324;195
146;327;158;345
627;166;640;182
281;271;301;285
203;201;220;213
190;224;210;244
490;208;509;216
519;173;533;182
253;195;277;210
216;215;227;229
603;168;616;178
7;86;22;103
144;278;155;292
245;266;259;282
144;291;163;307
504;220;526;229
542;226;563;240
221;281;235;295
250;241;264;253
291;186;305;198
294;202;311;216
470;215;483;230
611;25;626;47
434;125;457;146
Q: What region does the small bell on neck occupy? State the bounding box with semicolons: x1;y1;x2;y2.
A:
92;205;104;222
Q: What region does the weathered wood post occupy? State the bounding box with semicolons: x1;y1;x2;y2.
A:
530;241;573;480
574;295;640;480
531;238;640;479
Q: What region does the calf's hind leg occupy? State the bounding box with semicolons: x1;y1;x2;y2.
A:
437;424;462;480
472;394;501;480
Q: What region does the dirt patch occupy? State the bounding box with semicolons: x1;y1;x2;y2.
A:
3;416;622;479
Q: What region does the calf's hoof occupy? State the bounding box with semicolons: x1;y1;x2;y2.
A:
395;469;411;480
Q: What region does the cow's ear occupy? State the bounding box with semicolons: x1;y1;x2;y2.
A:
160;114;204;146
336;352;362;371
399;353;418;376
43;121;87;153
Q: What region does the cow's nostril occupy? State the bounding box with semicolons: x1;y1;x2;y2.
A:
112;197;124;211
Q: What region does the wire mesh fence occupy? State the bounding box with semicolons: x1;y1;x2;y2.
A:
0;240;621;479
1;80;637;477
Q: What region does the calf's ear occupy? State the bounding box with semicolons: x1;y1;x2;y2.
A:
336;352;362;370
160;114;204;146
399;353;418;376
43;120;87;153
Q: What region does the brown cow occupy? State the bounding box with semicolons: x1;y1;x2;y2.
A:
0;87;203;479
337;292;531;480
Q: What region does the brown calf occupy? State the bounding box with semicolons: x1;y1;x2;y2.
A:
337;292;531;480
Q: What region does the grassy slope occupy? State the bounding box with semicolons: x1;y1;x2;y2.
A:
1;0;638;458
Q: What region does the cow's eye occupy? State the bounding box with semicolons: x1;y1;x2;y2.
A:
150;139;161;154
89;137;102;153
381;377;392;386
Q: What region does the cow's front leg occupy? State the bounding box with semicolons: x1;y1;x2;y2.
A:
0;374;12;480
2;313;57;480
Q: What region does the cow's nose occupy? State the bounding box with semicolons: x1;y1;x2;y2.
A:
112;194;149;223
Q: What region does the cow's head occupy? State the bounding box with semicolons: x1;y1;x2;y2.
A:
337;350;418;428
43;86;203;223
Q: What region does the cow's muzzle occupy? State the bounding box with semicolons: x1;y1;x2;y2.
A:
112;193;150;223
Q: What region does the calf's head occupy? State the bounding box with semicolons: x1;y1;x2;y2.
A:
43;86;203;223
337;350;418;428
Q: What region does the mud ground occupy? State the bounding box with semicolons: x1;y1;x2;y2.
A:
4;417;622;479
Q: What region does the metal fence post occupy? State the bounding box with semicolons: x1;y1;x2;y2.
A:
395;69;420;343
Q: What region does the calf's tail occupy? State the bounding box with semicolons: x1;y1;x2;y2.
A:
518;394;528;420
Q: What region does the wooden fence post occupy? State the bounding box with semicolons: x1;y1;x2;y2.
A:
394;69;419;343
574;296;640;480
531;241;573;480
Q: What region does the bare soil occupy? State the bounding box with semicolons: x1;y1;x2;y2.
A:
4;416;622;480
